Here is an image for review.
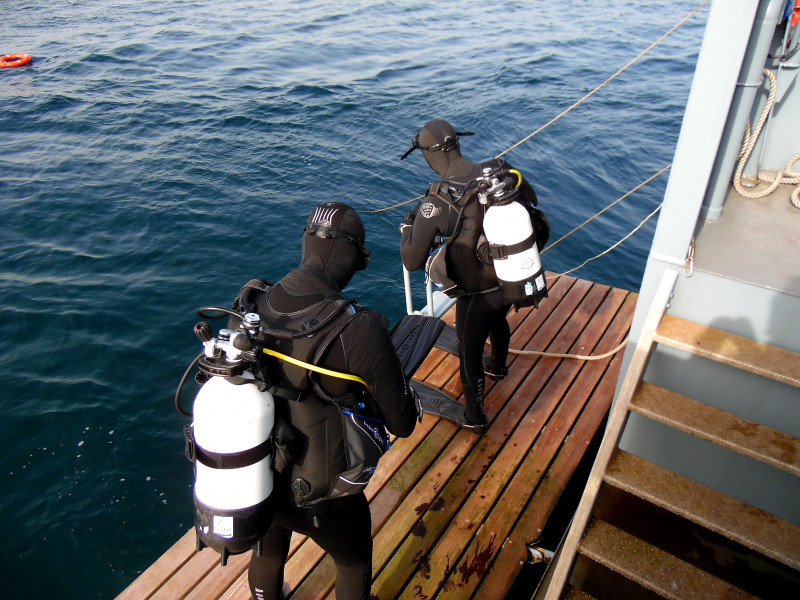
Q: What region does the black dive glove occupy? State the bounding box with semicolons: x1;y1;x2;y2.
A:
400;204;418;231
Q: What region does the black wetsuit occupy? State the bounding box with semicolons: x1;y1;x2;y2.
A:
245;202;418;600
400;154;537;426
245;281;417;600
251;492;372;600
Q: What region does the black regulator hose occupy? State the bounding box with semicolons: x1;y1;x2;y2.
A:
175;352;203;417
197;306;242;321
196;302;356;340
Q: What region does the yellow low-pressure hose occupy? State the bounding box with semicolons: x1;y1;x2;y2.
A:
262;348;372;393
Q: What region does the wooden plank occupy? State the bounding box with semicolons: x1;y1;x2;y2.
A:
206;282;566;598
542;269;677;600
116;528;197;599
218;571;252;600
394;282;610;600
631;382;800;476
369;407;459;531
474;291;636;599
290;398;459;599
654;313;800;388
140;336;462;600
368;279;588;600
118;275;637;600
578;520;758;600
308;280;571;600
432;287;632;599
183;550;250;600
476;338;627;599
291;413;459;599
149;546;220;600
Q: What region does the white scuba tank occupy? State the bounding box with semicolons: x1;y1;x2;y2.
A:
191;370;274;564
483;199;548;308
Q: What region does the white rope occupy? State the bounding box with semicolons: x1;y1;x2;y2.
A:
503;201;663;361
542;165;671;255
495;0;712;159
506;339;628;361
733;69;800;208
498;202;661;362
366;1;709;215
387;3;707;362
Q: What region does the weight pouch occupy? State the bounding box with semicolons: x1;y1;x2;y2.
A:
425;244;463;297
328;411;389;499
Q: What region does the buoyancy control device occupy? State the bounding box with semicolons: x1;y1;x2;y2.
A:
422;160;549;307
176;310;276;566
228;281;389;507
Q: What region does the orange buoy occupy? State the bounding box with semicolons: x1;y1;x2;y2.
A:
0;54;32;68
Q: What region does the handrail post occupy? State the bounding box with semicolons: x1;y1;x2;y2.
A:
426;277;434;316
403;266;414;315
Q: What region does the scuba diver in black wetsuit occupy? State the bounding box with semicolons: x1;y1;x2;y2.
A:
233;202;419;600
399;119;546;435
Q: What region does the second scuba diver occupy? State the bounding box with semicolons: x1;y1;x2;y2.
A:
399;118;548;435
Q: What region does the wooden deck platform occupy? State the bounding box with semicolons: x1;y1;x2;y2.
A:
117;274;636;600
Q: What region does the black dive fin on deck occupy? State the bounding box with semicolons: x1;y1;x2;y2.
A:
433;323;490;363
433;323;459;356
409;380;467;426
391;315;447;379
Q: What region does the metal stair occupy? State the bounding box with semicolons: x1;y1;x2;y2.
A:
541;271;800;600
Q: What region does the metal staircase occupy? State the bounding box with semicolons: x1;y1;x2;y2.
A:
540;271;800;600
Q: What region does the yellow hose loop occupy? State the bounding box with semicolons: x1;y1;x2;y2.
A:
262;348;372;393
508;169;523;188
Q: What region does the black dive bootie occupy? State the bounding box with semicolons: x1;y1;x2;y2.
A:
463;379;488;435
483;356;508;381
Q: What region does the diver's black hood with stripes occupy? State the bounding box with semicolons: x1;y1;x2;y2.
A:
279;202;367;296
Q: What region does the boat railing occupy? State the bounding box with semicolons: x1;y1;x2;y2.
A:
403;266;455;318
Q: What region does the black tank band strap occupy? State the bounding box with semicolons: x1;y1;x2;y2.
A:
267;384;303;402
192;435;272;470
489;232;535;260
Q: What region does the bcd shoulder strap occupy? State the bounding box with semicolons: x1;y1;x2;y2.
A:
231;278;272;315
308;301;369;405
426;179;478;248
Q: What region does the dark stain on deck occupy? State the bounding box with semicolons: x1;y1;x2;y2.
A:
458;532;498;586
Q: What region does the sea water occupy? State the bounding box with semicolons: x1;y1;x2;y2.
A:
0;1;709;597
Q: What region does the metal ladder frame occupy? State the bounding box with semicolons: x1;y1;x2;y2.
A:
403;265;456;318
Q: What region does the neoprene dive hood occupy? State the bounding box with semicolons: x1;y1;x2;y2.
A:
400;118;475;177
277;202;370;298
280;202;370;295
